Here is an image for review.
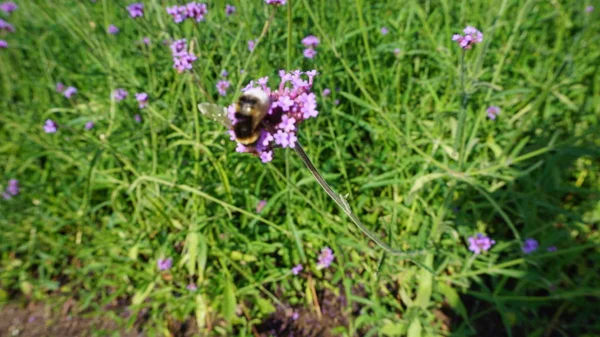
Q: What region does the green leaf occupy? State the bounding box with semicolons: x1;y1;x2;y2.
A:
407;317;422;337
186;232;199;276
132;282;155;305
380;320;406;336
415;254;433;308
437;282;468;321
195;294;207;330
409;173;446;195
222;279;236;323
256;297;276;315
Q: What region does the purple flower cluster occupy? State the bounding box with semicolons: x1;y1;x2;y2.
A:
248;39;257;52
113;88;128;102
586;6;594;13
85;121;94;130
230;70;319;163
468;233;495;254
522;238;538;254
0;18;14;32
63;86;77;99
170;39;197;73
127;3;144;18
452;26;483;49
0;40;6;48
0;2;17;14
301;35;319;59
166;2;207;23
291;264;303;275
135;92;148;108
316;247;334;269
256;199;267;213
108;24;119;35
380;27;389;35
486;106;500;120
225;4;235;16
216;80;230;96
2;179;19;200
157;257;173;271
265;0;286;5
44;119;58;133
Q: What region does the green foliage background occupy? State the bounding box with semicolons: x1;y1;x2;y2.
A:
1;0;599;336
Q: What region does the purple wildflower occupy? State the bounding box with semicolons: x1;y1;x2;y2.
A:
4;179;19;198
0;18;14;32
157;257;173;271
56;82;65;93
303;48;317;59
586;6;594;12
380;27;389;35
186;283;197;291
134;114;142;123
0;40;7;48
248;39;256;52
127;3;144;18
0;2;17;14
291;264;303;275
44;119;58;133
107;24;119;34
322;88;331;97
166;2;207;23
301;35;320;48
170;39;197;73
334;99;340;105
64;86;77;99
547;246;557;252
486;106;500;120
221;69;229;77
291;311;299;320
225;4;235;16
142;37;150;45
467;233;495;254
316;247;334;269
452;26;483;49
113;88;128;102
265;0;286;5
394;48;401;56
135;93;148;108
256;200;267;213
85;121;94;130
522;238;539;254
216;80;231;96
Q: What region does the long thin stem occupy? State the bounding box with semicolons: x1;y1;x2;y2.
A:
456;50;468;168
293;143;427;258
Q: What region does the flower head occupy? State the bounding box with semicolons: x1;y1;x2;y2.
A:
291;264;303;275
248;39;256;52
322;88;331;97
225;4;235;16
0;40;7;48
380;27;389;35
2;179;19;199
157;257;173;271
265;0;286;5
166;2;207;23
64;86;77;99
586;6;594;12
113;88;128;102
486;106;501;120
142;37;151;45
522;238;539;254
316;247;334;269
44;119;58;133
0;2;18;14
394;48;401;56
303;48;317;59
0;18;14;32
85;121;95;130
256;200;267;213
127;3;144;18
107;24;119;34
216;80;231;96
467;233;495;254
452;26;483;49
186;283;197;291
135;92;148;108
56;82;65;93
170;39;196;72
134;114;142;123
301;35;320;48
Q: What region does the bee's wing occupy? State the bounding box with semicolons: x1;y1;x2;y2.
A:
198;102;232;129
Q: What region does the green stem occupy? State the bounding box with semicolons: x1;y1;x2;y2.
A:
455;50;467;168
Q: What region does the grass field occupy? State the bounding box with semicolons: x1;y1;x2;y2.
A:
1;1;599;336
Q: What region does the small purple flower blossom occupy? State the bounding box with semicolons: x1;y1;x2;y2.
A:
380;27;389;35
170;39;196;73
467;233;495;254
4;179;19;198
44;119;58;133
0;18;14;32
225;4;235;16
216;80;231;96
317;247;334;269
291;311;299;320
113;88;128;102
394;48;401;56
303;48;317;59
134;114;142;123
56;82;65;93
64;86;77;99
166;2;207;23
85;121;94;130
142;37;150;45
322;88;331;97
291;264;303;275
486;106;501;120
108;24;119;34
127;3;144;18
334;99;340;105
248;39;257;52
157;257;173;271
265;0;286;5
522;238;539;254
256;200;267;213
301;35;320;48
221;69;228;77
186;283;197;291
547;246;557;252
135;92;148;108
0;40;7;48
586;6;594;12
452;26;483;49
0;2;17;14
